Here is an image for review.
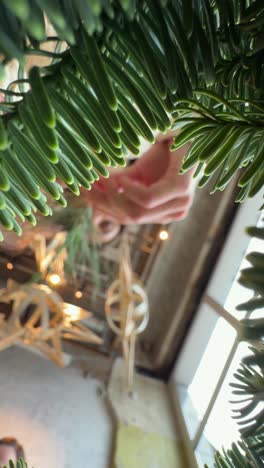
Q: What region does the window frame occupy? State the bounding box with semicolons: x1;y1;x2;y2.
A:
169;191;263;465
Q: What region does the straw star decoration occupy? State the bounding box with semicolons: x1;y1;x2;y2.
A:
0;279;102;367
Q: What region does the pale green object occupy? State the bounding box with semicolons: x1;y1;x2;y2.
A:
114;423;187;468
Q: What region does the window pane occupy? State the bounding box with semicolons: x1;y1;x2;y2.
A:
194;342;254;466
188;316;236;420
225;234;264;319
176;309;236;440
172;201;263;454
175;304;218;439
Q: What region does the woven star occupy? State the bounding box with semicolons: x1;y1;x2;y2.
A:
0;280;102;367
105;239;149;389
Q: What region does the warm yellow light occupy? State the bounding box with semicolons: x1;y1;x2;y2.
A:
75;290;83;299
159;229;169;241
48;273;61;285
6;262;14;270
63;303;82;321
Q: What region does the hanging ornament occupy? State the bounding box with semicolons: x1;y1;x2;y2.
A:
0;279;102;367
105;237;149;390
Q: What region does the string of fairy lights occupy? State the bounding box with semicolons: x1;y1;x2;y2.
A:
1;226;170;386
4;227;170;284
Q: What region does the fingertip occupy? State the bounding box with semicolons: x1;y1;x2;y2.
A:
93;181;107;193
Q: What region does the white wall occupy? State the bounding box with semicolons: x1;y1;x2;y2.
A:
0;347;113;468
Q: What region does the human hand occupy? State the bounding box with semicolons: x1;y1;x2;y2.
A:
83;139;196;225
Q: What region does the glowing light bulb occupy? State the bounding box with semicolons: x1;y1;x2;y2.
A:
6;262;14;270
48;273;61;285
63;303;82;321
159;229;169;241
75;290;83;299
